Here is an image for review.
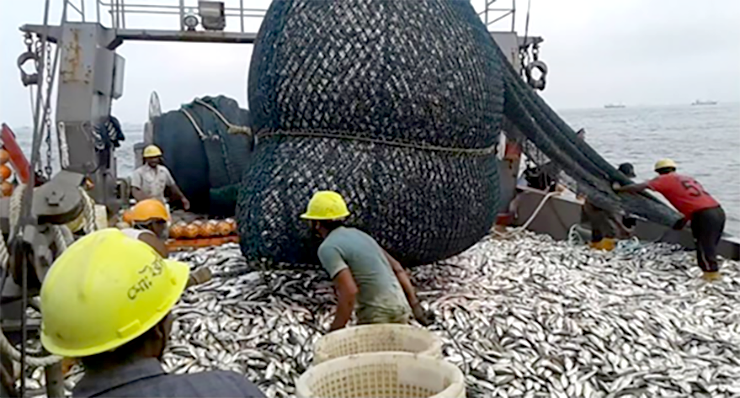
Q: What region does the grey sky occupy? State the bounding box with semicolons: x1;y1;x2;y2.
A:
1;0;738;127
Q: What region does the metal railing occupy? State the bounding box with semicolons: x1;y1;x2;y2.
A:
60;0;518;34
475;0;517;32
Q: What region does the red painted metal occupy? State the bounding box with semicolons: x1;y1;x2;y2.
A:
0;123;31;184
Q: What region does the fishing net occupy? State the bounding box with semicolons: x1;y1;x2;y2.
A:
153;96;252;215
238;0;504;265
497;43;682;227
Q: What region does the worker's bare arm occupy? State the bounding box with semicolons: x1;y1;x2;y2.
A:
169;184;190;210
137;233;168;258
330;269;358;331
615;182;649;194
382;249;420;307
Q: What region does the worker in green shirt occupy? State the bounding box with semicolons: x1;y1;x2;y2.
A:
301;191;434;331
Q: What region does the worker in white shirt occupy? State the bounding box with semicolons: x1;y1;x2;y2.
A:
131;145;190;210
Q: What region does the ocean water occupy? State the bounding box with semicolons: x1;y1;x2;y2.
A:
10;103;740;235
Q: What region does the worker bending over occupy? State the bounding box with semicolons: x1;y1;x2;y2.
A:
40;229;265;397
615;159;725;280
123;199;210;287
302;191;434;331
132;145;190;210
581;163;636;250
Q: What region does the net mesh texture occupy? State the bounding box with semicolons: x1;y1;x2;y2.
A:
238;0;504;266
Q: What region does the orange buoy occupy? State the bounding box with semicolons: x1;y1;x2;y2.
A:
216;220;232;236
183;221;201;239
0;181;13;197
0;149;9;165
0;165;11;181
226;218;237;234
169;221;186;239
203;220;219;237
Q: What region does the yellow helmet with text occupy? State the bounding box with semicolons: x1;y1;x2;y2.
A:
40;229;189;357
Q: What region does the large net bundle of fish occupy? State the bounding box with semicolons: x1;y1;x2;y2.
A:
238;0;504;265
153;96;252;216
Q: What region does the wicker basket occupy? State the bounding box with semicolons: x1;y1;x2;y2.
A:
296;352;465;398
313;324;442;365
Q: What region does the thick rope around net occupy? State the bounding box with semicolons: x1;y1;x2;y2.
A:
193;98;251;136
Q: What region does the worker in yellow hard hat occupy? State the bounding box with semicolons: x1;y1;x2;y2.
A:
123;199;211;287
131;145;190;210
301;191;434;331
40;229;266;397
614;159;725;281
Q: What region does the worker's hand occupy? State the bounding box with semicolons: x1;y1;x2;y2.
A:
182;198;191;211
411;302;436;326
328;322;345;333
611;181;622;191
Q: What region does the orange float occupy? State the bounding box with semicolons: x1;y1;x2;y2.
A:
216;220;232;236
0;149;9;165
0;165;11;181
203;220;219;237
1;181;13;197
169;221;186;239
183;221;201;239
226;218;237;234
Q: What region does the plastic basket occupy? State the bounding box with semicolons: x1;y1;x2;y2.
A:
313;324;442;365
296;352;466;398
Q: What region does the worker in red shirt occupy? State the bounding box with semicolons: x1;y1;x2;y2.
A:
614;159;725;280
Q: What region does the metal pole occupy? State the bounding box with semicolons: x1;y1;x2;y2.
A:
121;0;126;29
19;0;52;389
240;0;245;33
511;0;516;32
81;0;86;22
179;0;185;31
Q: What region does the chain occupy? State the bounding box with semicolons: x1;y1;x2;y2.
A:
43;42;53;179
532;44;540;62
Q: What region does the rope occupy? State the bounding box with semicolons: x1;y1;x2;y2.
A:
0;332;60;367
179;108;208;141
193;98;251;136
79;188;96;234
9;183;26;235
256;130;499;156
492;190;560;238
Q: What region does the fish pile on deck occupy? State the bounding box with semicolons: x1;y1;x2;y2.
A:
20;231;740;397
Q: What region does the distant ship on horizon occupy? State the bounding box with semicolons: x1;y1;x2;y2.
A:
604;104;626;109
691;99;718;106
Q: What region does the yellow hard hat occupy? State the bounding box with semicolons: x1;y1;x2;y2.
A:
300;191;350;220
130;199;170;223
654;158;677;171
143;145;163;158
40;229;189;357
